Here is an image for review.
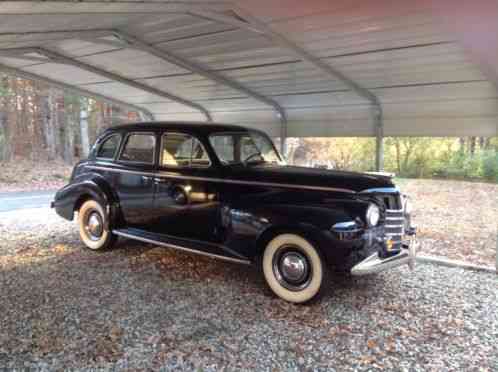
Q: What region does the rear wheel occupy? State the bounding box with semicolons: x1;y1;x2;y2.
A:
262;233;328;303
78;199;116;251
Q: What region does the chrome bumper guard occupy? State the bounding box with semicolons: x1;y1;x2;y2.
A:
351;234;418;276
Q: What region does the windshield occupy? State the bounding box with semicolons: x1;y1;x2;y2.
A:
209;131;284;166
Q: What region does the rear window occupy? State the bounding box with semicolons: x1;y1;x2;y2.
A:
96;134;120;159
119;133;156;163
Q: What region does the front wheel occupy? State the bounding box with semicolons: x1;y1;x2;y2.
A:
262;233;328;303
78;199;117;251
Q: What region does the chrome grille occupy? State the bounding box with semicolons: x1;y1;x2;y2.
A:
385;208;405;248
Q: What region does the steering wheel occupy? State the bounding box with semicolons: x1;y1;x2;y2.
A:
243;152;263;165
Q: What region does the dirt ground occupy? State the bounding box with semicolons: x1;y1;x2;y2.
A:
398;178;497;267
0;160;72;192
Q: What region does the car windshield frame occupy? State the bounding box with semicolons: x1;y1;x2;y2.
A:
208;130;285;166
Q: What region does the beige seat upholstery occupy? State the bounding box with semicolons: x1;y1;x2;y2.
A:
162;149;177;166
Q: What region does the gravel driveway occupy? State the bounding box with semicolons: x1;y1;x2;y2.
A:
0;208;497;371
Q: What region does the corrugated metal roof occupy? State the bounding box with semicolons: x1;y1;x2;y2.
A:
0;0;496;138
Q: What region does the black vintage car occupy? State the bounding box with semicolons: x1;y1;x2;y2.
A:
53;122;417;303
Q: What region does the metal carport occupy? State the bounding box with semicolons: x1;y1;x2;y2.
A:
0;0;497;170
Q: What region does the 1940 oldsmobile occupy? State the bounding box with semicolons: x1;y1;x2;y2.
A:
52;122;417;303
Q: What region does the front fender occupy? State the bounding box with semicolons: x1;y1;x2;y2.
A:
226;203;362;263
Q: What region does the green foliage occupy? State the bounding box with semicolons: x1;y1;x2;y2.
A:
289;137;376;171
0;74;8;97
289;136;498;183
481;150;498;181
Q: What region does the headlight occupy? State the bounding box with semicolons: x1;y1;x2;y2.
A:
404;196;413;215
366;204;380;227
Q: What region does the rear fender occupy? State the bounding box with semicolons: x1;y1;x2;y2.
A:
53;174;120;228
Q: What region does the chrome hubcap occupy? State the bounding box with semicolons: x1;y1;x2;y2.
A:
272;246;312;291
280;253;307;282
85;212;103;240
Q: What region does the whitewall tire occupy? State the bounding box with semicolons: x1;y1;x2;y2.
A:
262;233;328;303
78;199;116;251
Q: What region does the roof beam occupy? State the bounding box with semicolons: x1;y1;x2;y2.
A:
0;27;288;150
113;30;286;119
194;6;383;165
115;30;288;152
0;50;49;63
0;29;111;44
0;2;231;15
0;46;212;121
192;7;381;106
0;61;154;119
42;47;214;121
0;28;286;118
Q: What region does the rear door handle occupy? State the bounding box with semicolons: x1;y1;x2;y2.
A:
141;175;152;181
153;177;167;184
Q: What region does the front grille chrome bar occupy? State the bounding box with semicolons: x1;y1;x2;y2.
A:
384;207;405;247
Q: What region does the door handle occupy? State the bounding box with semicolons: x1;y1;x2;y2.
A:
153;177;166;184
141;175;152;181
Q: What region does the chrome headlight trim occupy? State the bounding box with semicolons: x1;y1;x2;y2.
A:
366;203;380;227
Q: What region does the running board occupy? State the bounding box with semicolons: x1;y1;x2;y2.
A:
112;228;251;265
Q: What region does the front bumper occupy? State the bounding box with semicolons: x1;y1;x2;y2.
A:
351;233;417;276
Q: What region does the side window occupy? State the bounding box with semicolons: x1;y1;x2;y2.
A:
209;135;235;163
119;133;155;163
96;134;120;159
161;133;210;168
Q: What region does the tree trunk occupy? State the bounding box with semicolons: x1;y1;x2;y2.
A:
64;115;75;164
44;88;57;160
484;137;491;150
0;76;11;161
79;99;90;158
478;137;485;150
53;90;64;160
0;111;9;161
469;136;476;156
394;139;402;174
63;96;75;164
402;140;415;173
459;137;465;154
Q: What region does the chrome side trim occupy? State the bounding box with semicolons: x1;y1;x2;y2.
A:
87;165;356;194
360;186;399;193
113;230;252;265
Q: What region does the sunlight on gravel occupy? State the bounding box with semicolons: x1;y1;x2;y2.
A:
0;207;497;370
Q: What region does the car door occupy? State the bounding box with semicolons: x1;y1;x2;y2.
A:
151;131;221;243
113;131;157;228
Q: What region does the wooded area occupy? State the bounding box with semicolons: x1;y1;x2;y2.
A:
287;136;498;182
0;74;140;164
1;73;497;182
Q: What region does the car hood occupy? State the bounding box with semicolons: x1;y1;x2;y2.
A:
225;165;395;193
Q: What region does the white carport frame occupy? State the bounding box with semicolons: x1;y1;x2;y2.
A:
0;1;384;167
0;60;154;120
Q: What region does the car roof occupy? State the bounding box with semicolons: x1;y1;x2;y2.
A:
103;121;259;136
